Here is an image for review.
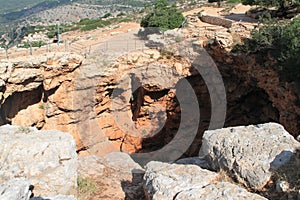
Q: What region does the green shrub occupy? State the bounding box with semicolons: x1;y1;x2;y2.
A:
241;0;300;8
77;177;96;196
140;0;185;30
233;18;300;83
102;13;111;18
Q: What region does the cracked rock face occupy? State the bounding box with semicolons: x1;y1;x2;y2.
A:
143;161;267;200
174;182;267;200
143;161;219;200
0;53;84;149
0;125;78;196
0;178;32;200
199;122;300;190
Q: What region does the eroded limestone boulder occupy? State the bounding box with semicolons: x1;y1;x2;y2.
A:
0;178;32;200
0;125;78;196
174;182;267;200
144;161;219;200
199;122;300;189
30;195;77;200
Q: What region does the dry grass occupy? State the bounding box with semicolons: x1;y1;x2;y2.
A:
77;176;98;200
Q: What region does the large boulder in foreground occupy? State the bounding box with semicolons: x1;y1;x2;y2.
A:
143;161;266;200
199;122;300;189
174;182;267;200
0;125;78;196
0;178;32;200
144;161;219;200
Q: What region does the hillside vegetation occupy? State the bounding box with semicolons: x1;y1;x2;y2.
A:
234;0;300;85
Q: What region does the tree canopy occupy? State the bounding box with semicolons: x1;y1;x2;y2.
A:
233;18;300;84
140;0;185;30
242;0;300;9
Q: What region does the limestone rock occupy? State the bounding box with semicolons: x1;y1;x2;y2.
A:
144;161;219;200
78;153;145;200
30;195;77;200
215;31;233;48
0;178;32;200
199;122;300;189
103;152;144;173
78;156;105;178
276;181;289;193
11;103;45;129
175;182;267;200
0;125;78;196
175;157;210;169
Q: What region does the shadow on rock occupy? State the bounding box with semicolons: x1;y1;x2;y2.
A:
121;169;145;200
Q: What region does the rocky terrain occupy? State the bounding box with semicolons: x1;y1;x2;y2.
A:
0;123;299;199
0;3;300;200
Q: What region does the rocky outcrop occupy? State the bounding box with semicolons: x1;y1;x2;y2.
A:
174;182;267;200
206;42;300;137
31;195;77;200
144;161;219;200
78;152;145;199
0;178;32;200
94;49;193;154
198;12;233;28
0;52;84;148
0;125;78;196
143;161;267;200
199;123;300;190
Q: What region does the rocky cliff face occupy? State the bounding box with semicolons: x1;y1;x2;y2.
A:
0;53;84;148
206;43;300;137
0;30;299;158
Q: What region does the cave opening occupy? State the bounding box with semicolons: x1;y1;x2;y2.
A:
0;85;44;125
134;71;280;158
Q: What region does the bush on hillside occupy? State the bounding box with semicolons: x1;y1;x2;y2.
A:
140;0;185;30
233;18;300;83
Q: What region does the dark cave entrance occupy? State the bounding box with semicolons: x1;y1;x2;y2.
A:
0;85;44;125
134;71;280;158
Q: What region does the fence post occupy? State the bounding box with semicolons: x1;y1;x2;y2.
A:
29;42;32;56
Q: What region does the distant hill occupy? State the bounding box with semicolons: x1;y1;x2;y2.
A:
0;0;48;14
0;0;178;46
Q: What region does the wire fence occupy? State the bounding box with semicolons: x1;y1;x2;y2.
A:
0;37;149;60
0;24;236;60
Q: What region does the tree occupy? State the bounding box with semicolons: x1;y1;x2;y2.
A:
242;0;300;9
234;18;300;84
140;0;185;30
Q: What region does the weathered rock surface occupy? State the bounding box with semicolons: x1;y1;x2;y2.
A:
175;157;210;169
77;152;145;200
207;41;300;138
94;49;193;154
31;195;77;200
0;125;78;196
0;53;84;149
199;122;300;189
174;182;267;200
0;178;32;200
78;155;105;178
144;161;267;200
144;161;219;200
198;12;233;28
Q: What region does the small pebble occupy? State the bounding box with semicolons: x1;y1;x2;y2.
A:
276;181;289;193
